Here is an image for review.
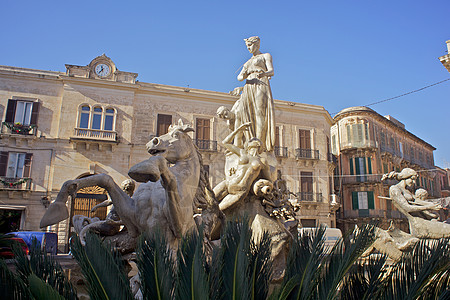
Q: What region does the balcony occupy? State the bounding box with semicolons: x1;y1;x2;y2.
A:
194;139;218;151
0;177;32;191
296;192;323;202
327;153;337;164
342;174;381;185
295;148;319;160
1;122;37;136
73;128;117;142
342;209;405;219
274;146;288;158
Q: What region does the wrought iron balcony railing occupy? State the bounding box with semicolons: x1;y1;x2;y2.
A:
295;192;323;202
274;146;288;158
194;139;218;151
342;174;381;184
1;122;37;136
0;177;32;190
73;128;117;142
295;148;319;160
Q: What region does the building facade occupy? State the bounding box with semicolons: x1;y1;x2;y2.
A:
331;106;439;233
0;55;336;251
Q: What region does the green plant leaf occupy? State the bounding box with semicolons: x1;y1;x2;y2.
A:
70;232;133;300
28;273;65;300
136;230;175;300
176;228;210;300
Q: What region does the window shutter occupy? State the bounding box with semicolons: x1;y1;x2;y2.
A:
367;157;372;174
367;191;375;209
349;158;354;175
355;157;360;175
30;102;40;125
5;100;17;123
352;192;358;209
363;157;367;174
0;152;8;176
23;153;33;178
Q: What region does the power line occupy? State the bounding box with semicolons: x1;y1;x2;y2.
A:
332;78;450;115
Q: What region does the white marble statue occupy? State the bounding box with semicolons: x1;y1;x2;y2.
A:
218;36;275;152
213;122;272;214
366;168;450;259
41;120;223;250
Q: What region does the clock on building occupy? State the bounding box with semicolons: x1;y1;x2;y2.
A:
94;63;111;78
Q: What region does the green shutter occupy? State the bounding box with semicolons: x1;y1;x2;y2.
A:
368;191;374;209
367;157;372;174
355;157;360;175
352;192;359;210
363;157;367;174
349;158;354;175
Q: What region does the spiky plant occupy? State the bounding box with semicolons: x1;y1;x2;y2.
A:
136;230;175;300
70;232;133;300
0;238;78;300
270;224;379;300
208;218;273;300
382;238;450;300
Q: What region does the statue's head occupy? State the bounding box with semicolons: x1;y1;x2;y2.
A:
217;106;232;119
121;179;136;196
245;137;262;155
415;188;428;200
244;36;260;54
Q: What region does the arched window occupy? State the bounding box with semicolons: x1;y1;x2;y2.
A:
92;107;103;130
104;108;115;131
79;106;90;129
77;105;116;132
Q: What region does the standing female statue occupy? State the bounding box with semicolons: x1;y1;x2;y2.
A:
233;36;275;152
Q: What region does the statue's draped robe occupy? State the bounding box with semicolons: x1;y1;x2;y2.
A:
236;54;275;152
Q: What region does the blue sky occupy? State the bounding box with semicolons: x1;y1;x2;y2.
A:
1;1;449;167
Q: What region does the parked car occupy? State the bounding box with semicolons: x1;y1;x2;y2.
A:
9;231;58;255
0;237;29;258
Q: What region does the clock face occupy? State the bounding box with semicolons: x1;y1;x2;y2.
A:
95;63;111;77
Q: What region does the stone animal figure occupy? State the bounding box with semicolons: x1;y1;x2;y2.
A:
41;120;223;249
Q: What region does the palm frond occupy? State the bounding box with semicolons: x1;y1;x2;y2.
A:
285;226;327;300
13;238;78;300
385;238;450;300
248;230;272;300
70;232;133;300
176;228;210;300
0;259;32;300
136;230;175;300
214;218;252;300
319;223;376;300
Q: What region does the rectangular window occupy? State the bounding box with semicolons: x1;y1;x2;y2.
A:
0;152;32;178
352;191;374;210
399;142;403;157
195;118;210;140
157;114;172;136
5;99;40;126
300;171;313;201
364;124;369;140
299;129;311;149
